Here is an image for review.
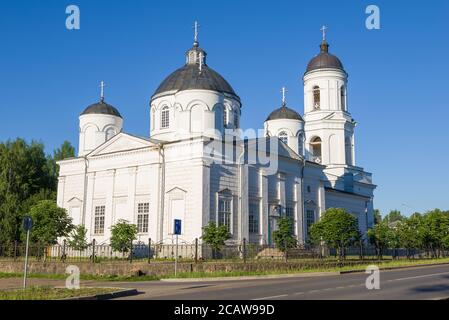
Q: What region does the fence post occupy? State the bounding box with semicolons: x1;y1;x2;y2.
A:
243;238;247;264
91;239;96;263
13;241;18;261
148;238;152;264
195;238;198;264
62;240;67;263
129;239;133;264
284;241;288;263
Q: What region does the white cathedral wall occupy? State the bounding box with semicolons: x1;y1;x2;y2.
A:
161;139;208;244
57;147;160;244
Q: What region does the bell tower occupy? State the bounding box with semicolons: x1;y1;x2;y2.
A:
303;29;355;167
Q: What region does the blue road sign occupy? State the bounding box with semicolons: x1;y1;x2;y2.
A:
174;219;182;235
23;216;33;231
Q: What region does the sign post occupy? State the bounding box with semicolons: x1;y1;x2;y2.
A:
22;216;33;289
173;219;182;277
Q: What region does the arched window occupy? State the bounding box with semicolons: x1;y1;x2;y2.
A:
345;137;352;165
298;134;304;156
313;86;321;109
341;86;346;111
310;137;322;163
233;110;239;128
161;106;169;129
223;109;228;127
279;131;288;145
105;128;115;141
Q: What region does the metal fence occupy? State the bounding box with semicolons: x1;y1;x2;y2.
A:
0;240;444;264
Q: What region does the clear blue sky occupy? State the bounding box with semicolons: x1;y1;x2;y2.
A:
1;0;448;216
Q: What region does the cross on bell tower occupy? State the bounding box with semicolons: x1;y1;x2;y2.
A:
281;87;287;107
100;81;106;102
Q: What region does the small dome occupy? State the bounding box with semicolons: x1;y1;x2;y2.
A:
266;105;303;122
152;43;239;100
81;100;122;118
306;41;344;73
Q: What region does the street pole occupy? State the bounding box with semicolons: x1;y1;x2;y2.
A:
175;234;178;277
23;229;30;289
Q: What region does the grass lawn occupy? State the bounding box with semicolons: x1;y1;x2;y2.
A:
1;257;449;282
0;286;118;300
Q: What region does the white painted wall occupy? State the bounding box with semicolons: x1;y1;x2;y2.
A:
264;118;304;156
150;89;241;142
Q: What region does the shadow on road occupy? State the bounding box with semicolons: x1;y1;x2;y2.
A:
411;284;449;293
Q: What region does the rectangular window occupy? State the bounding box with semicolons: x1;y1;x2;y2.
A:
94;206;105;235
137;203;149;233
306;209;315;236
161;108;169;128
218;198;232;232
249;201;260;234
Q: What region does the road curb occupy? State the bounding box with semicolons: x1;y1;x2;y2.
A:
160;262;449;282
60;288;139;300
160;272;340;282
339;262;449;274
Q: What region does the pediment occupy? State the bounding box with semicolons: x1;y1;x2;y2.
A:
88;133;156;157
67;197;83;204
167;187;188;194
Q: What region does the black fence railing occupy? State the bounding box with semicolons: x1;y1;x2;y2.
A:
0;240;445;263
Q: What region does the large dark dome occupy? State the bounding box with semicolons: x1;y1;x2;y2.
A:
306;41;344;73
152;43;239;100
81;100;122;118
153;64;237;98
266;105;303;122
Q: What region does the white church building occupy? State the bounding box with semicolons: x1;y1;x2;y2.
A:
57;26;376;246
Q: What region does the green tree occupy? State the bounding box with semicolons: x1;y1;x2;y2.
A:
110;220;137;256
397;213;422;258
367;221;391;259
421;209;449;258
201;222;231;258
309;208;359;260
0;139;56;243
28;200;74;245
68;225;88;251
273;217;297;252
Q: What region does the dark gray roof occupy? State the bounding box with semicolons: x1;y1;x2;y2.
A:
266;106;303;122
153;64;238;99
81;100;122;118
306;41;344;73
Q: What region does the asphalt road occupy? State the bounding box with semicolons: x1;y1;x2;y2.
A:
115;264;449;300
